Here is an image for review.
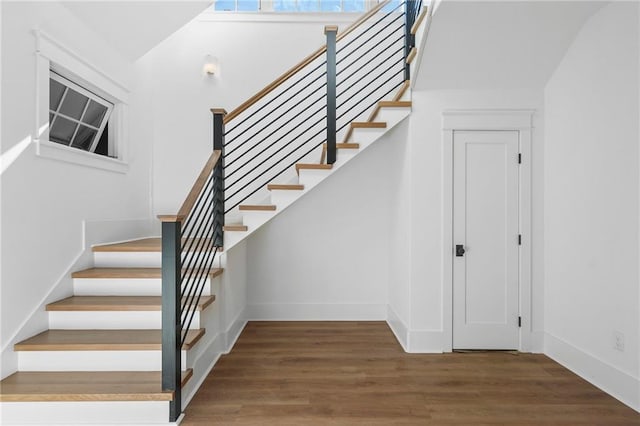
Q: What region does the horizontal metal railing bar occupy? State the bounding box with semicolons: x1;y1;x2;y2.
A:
224;118;327;207
336;50;405;105
336;2;404;57
337;79;404;133
224;61;326;141
226;134;328;213
224;101;327;180
224;103;327;190
181;174;214;239
336;30;404;81
337;36;404;90
223;1;389;125
336;13;405;68
224;87;327;167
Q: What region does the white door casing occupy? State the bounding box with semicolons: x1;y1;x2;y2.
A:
452;131;519;349
442;110;534;353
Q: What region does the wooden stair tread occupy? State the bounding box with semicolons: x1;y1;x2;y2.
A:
322;143;360;149
72;267;223;280
14;329;205;351
267;184;304;191
93;238;218;253
295;163;333;172
0;370;192;402
46;295;215;312
223;225;248;232
239;205;277;211
351;121;386;128
378;101;412;108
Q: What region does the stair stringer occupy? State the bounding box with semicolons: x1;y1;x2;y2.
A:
222;94;412;252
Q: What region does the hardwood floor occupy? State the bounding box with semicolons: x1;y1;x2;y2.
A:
182;322;640;425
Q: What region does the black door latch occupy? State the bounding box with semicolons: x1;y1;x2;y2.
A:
456;245;465;257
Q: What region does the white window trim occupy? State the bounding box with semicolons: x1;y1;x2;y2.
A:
34;30;130;174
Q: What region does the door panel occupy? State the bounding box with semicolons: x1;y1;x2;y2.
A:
453;131;519;350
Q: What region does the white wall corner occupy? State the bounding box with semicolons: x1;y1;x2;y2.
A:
386;305;409;352
544;332;640;412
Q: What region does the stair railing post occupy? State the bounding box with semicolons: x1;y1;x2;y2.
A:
404;0;415;81
325;26;337;165
211;109;227;247
160;218;182;422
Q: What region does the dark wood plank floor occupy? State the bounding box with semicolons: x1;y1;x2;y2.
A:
182;321;640;425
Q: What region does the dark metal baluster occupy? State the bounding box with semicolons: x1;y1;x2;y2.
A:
212;109;226;247
325;25;337;165
161;219;182;423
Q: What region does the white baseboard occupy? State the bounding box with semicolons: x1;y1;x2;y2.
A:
408;329;444;353
224;309;247;353
386;305;444;353
386;305;409;351
245;303;387;320
544;332;640;412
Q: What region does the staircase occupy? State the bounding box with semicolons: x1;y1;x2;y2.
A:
0;1;432;424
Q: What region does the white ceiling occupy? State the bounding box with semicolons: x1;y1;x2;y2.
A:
415;1;607;90
61;1;212;61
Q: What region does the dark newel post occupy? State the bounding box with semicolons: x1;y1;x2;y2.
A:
211;109;226;247
161;219;182;422
404;0;414;81
325;26;337;165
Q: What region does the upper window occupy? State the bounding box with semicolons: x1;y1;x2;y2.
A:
214;0;367;12
49;72;113;157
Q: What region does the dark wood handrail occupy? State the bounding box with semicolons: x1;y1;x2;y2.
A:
223;0;391;125
158;150;222;223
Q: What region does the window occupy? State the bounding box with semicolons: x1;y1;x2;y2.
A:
49;72;113;157
214;0;367;12
35;30;130;173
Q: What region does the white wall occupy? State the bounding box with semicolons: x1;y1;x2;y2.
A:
0;2;152;377
544;2;640;410
244;121;408;320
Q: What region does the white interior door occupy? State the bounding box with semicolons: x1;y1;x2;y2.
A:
453;130;520;350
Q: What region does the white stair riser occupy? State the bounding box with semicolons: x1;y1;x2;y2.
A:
18;350;188;372
93;251;161;268
222;231;247;250
297;169;332;189
241;210;277;230
269;189;305;209
376;108;411;130
0;401;169;425
48;311;202;330
73;277;214;297
351;127;387;147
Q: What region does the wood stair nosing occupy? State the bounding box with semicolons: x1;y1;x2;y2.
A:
369;101;412;122
267;184;304;191
295;163;333;175
71;267;224;280
351;121;387;129
46;295;216;312
406;47;417;65
238;204;277;212
92;238;224;254
223;224;248;232
14;329;205;352
0;369;193;402
322;142;360;150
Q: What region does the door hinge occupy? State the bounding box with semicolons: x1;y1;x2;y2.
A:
518;234;522;245
518;153;522;164
518;316;522;327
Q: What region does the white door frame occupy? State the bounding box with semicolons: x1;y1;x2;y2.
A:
442;110;534;352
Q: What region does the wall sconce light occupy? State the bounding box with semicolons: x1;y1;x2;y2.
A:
203;55;219;76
